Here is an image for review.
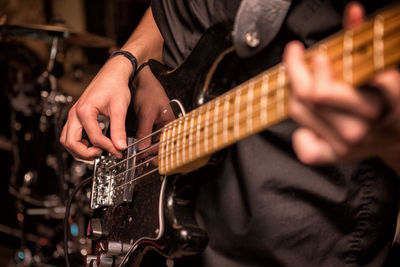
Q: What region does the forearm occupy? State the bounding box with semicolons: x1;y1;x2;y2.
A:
121;7;164;66
100;7;163;86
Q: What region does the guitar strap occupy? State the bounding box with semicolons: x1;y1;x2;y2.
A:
232;0;292;57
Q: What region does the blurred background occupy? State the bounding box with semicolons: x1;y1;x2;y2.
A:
0;1;399;267
0;0;148;266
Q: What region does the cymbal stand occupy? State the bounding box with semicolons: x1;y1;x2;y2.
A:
40;35;74;207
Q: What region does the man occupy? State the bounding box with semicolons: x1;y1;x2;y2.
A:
61;0;400;266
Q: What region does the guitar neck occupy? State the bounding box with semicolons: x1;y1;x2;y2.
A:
158;3;400;175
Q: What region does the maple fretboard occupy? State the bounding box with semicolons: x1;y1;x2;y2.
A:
158;3;400;175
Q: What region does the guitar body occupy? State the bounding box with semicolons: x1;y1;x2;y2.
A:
89;173;208;266
87;23;236;266
86;3;400;264
148;23;236;110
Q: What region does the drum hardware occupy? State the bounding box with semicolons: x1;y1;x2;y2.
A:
8;32;72;208
0;19;115;266
26;206;66;217
0;22;116;48
9;185;61;208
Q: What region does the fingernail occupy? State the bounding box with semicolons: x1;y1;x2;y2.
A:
117;140;127;149
116;151;123;159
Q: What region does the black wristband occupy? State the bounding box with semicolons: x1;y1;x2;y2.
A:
109;50;138;86
136;62;149;74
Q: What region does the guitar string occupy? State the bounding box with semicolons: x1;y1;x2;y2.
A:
104;50;400;195
153;95;289;164
98;94;289;198
114;154;158;178
97;62;399;199
108;141;160;169
95;22;400;197
106;25;400;172
103;36;400;182
103;41;400;181
110;168;159;192
106;82;285;171
121;128;163;154
95;168;160;201
151;31;400;165
94;89;285;198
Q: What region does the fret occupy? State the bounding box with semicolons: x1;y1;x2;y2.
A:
343;29;354;84
204;104;211;154
189;112;195;161
234;87;242;139
213;99;220;150
246;81;254;132
223;95;230;143
196;107;203;158
159;127;167;173
277;66;286;117
158;3;400;176
260;74;269;124
373;14;384;71
170;122;177;169
182;116;189;163
164;123;172;173
175;118;183;166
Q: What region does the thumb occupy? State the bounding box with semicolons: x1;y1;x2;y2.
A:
110;102;128;150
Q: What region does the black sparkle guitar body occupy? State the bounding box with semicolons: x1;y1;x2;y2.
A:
85;2;400;264
87;23;238;267
83;2;400;265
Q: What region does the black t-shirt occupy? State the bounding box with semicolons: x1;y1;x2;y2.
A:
151;1;399;266
152;0;240;68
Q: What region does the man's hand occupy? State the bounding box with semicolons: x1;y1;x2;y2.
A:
60;7;164;161
130;65;175;151
60;59;174;161
284;2;400;172
60;56;132;160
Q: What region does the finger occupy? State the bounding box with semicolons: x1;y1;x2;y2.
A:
343;2;365;29
65;142;101;161
284;41;313;100
64;111;103;160
312;53;333;91
76;104;122;158
109;101;128;150
371;69;400;105
60;122;67;146
293;127;338;165
313;106;370;145
311;54;381;119
154;104;175;128
290;97;349;157
136;107;156;151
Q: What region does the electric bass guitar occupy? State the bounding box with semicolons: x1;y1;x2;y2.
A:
85;3;400;266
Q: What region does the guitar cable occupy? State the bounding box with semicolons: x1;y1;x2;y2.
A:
64;176;92;267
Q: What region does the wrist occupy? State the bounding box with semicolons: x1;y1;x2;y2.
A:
102;56;132;82
109;50;137;86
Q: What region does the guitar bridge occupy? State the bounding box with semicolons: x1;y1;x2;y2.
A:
90;137;137;209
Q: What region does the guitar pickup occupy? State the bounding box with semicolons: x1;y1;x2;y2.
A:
122;137;136;203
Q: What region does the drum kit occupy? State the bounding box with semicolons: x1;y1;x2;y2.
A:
0;20;115;266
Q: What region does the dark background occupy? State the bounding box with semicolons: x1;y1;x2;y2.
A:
0;0;399;266
0;0;149;265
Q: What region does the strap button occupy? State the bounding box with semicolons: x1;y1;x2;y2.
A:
245;31;260;48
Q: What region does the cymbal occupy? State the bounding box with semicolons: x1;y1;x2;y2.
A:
0;23;116;48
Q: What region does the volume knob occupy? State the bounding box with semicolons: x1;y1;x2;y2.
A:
87;218;103;240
